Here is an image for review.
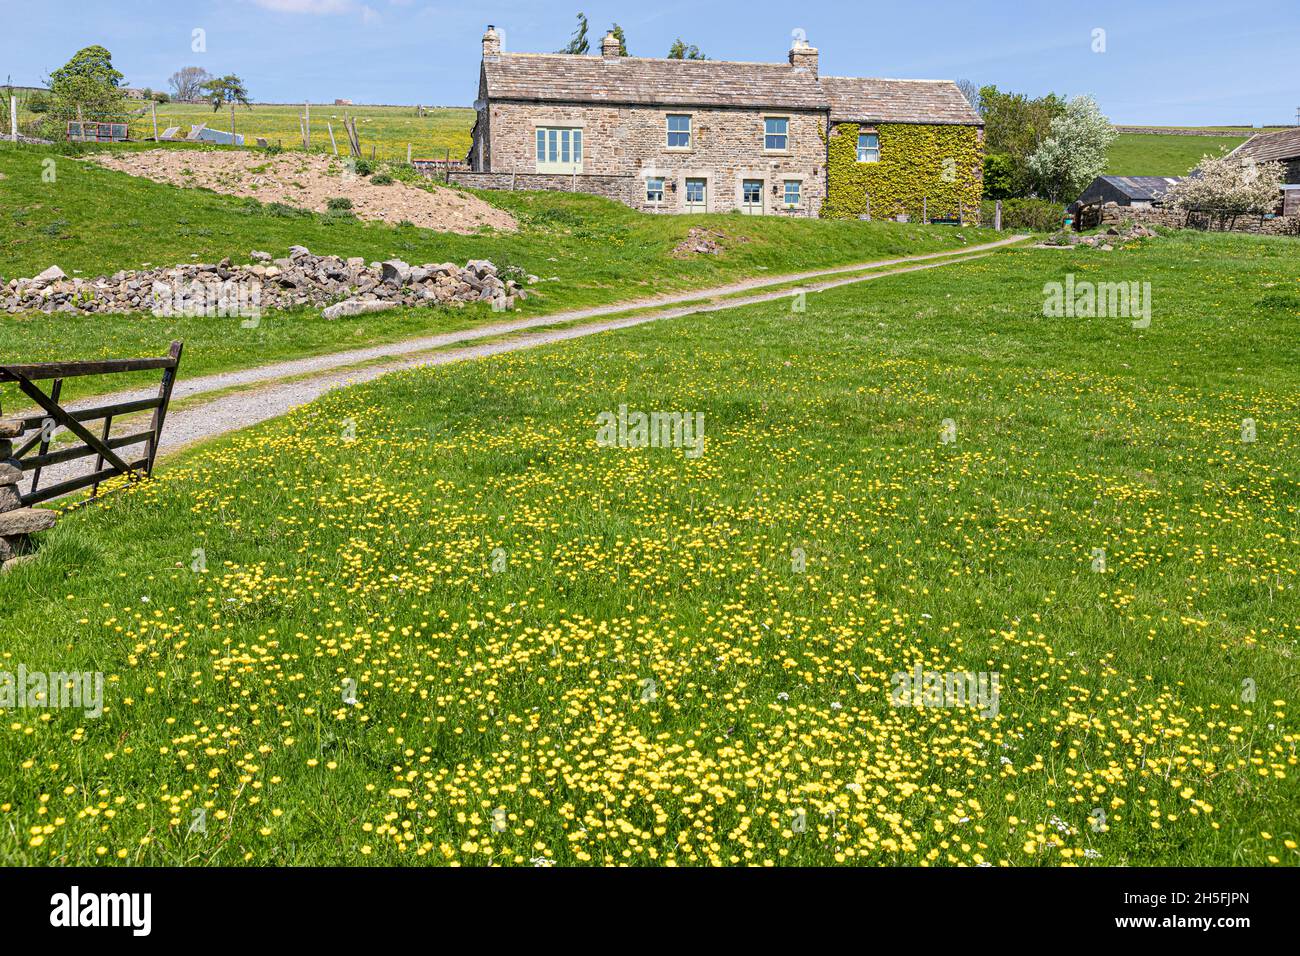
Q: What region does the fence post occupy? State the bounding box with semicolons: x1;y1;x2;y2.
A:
407;143;412;165
151;100;158;142
327;122;338;156
11;95;18;140
922;197;927;224
957;202;964;226
995;199;1002;231
864;194;871;221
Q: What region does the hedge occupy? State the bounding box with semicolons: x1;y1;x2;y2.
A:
979;198;1066;232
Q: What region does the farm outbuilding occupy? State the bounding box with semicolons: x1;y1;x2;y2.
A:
1072;175;1183;211
1230;127;1300;215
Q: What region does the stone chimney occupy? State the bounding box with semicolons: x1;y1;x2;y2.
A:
788;36;818;75
602;30;622;59
482;25;502;60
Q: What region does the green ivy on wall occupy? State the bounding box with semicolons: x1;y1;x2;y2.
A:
822;122;984;222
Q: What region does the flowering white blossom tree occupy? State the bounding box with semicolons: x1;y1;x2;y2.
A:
1163;152;1284;219
1027;95;1116;202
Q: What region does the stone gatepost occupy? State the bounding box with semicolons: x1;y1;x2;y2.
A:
0;411;55;572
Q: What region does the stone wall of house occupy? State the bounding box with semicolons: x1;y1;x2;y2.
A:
1096;201;1300;237
475;101;827;216
448;171;639;205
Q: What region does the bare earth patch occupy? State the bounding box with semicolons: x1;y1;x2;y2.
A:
92;149;517;234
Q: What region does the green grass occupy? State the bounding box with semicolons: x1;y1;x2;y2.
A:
1106;132;1247;176
0;141;992;403
19;103;475;162
2;229;1297;866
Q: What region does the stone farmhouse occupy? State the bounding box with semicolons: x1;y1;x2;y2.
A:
452;27;984;220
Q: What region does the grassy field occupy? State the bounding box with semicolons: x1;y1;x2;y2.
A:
18;102;475;162
1105;132;1247;176
1;229;1296;866
0;141;991;403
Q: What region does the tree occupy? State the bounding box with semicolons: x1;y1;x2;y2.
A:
978;85;1065;196
955;79;981;115
1163;152;1284;220
202;74;252;138
557;13;590;54
47;45;126;127
1026;95;1115;202
667;38;706;60
609;23;628;56
982;153;1017;200
168;66;210;102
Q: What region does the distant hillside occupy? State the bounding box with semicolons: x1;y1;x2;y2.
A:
1106;132;1249;177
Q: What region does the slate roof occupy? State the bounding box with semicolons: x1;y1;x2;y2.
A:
1096;175;1184;201
481;53;982;124
821;76;981;125
483;53;826;110
1232;127;1300;164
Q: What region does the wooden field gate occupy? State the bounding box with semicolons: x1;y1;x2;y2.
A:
0;342;183;506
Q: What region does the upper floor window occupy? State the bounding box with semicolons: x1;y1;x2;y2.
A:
856;131;880;163
536;127;583;173
765;117;789;151
667;114;692;149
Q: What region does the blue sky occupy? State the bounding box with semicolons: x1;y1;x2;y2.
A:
2;0;1297;125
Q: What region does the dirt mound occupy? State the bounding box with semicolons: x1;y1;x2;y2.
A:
673;226;748;257
92;149;517;235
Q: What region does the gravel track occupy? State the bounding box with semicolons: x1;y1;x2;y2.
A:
19;236;1026;500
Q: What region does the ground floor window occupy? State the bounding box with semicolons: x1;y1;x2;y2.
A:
646;177;664;202
783;180;802;207
535;127;583;173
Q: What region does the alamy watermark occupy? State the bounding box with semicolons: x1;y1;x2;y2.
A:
595;404;705;458
1043;274;1151;328
151;272;262;327
1;666;104;717
890;664;1000;718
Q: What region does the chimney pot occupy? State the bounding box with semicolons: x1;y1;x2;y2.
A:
788;36;818;76
483;25;502;59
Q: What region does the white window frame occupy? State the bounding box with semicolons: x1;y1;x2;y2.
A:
856;130;880;163
782;179;802;208
646;177;665;203
764;116;790;153
666;114;692;150
535;127;584;173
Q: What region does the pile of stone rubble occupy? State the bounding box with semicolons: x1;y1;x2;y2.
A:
1045;221;1159;250
1;247;538;317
